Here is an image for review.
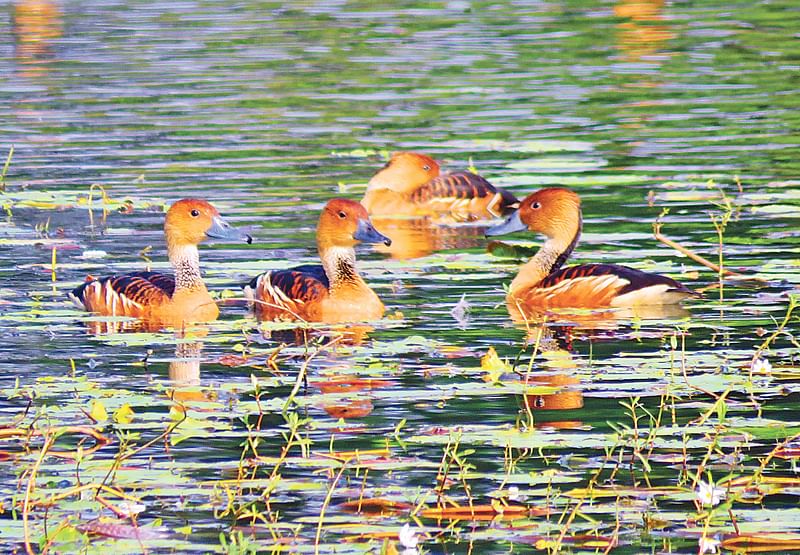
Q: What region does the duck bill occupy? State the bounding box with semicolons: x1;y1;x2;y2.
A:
354;218;392;246
485;210;527;237
207;216;253;244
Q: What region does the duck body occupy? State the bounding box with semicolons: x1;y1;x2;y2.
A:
244;199;390;324
514;262;695;309
485;188;697;312
70;199;251;330
72;271;220;324
361;152;518;220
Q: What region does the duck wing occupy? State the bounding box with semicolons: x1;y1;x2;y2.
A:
533;264;696;307
244;264;330;320
70;271;175;316
411;171;518;218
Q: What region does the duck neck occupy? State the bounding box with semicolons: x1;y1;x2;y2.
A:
320;246;365;292
509;219;582;295
362;188;406;207
168;244;206;292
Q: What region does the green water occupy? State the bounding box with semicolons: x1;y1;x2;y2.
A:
1;0;799;553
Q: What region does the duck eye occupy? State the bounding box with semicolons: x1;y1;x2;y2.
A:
531;202;541;210
190;209;200;217
338;211;347;219
422;165;431;171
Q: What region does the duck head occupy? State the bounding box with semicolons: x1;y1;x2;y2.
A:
366;152;440;194
318;198;392;250
485;188;581;240
164;199;252;249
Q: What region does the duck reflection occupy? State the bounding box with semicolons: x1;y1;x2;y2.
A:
254;323;376;347
79;312;219;337
523;373;584;430
509;301;690;339
524;373;583;411
312;373;396;420
81;317;177;335
77;315;209;395
517;329;585;429
516;303;688;428
614;0;675;62
168;341;202;385
165;341;227;406
371;217;488;260
12;0;62;78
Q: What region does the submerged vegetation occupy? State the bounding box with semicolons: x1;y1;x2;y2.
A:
2;1;800;554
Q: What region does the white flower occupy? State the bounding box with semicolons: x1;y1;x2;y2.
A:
699;535;720;554
696;480;726;507
751;358;772;374
507;485;524;502
399;523;419;551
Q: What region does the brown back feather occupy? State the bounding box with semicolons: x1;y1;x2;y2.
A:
412;171;517;208
72;271;175;315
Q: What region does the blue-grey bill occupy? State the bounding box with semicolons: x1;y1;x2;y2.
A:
354;218;392;246
485;210;527;237
207;216;253;244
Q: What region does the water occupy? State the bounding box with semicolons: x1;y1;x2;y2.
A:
1;0;800;553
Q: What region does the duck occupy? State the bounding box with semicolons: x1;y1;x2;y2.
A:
244;198;391;323
485;187;698;311
70;198;251;330
361;151;518;221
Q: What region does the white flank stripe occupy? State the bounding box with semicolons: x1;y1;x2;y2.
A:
486;193;502;217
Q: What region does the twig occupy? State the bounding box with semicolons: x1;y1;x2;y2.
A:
24;432;55;555
282;337;341;413
751;295;798;368
0;426;110;460
314;457;351;554
0;145;13;191
87;183;110;229
653;210;761;281
29;483;136;508
241;297;309;324
98;410;188;495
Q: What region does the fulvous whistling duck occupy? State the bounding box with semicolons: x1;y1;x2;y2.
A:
243;198;391;323
70;199;251;330
485;188;698;311
361;151;518;220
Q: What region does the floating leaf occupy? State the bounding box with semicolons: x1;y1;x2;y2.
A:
751;204;800;216
89;399;108;422
481;346;512;383
113;404;135;425
486;240;538;259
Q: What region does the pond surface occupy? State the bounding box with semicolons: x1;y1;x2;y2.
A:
1;0;800;553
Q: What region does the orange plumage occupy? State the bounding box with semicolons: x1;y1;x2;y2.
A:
70;199;251;330
244;199;391;323
485;188;698;315
361;152;518;221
